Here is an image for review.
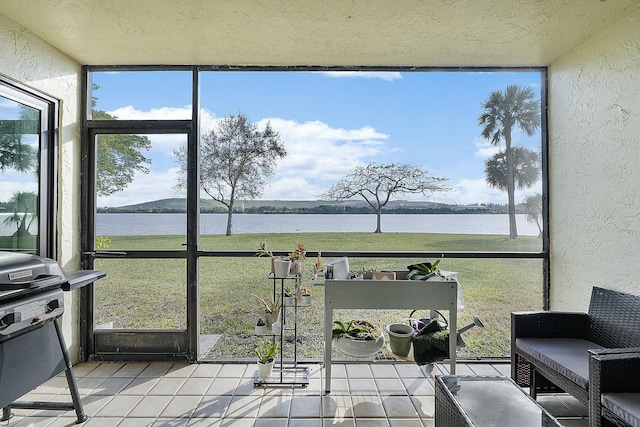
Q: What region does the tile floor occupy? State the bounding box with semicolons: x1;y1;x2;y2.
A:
3;362;589;427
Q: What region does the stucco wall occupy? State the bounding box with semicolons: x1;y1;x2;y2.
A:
548;10;640;311
0;14;82;357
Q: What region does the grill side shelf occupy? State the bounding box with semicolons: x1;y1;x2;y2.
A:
62;270;106;291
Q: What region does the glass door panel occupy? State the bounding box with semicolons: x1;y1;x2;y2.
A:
93;133;188;331
0;95;40;253
95;133;188;249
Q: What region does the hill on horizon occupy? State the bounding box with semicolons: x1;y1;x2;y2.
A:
100;198;462;212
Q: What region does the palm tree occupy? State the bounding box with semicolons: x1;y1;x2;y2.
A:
484;146;540;191
478;84;540;239
3;191;38;237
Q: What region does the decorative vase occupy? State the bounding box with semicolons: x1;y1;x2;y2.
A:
257;359;274;380
273;259;292;278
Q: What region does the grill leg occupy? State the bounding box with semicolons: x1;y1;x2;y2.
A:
1;406;13;421
54;319;88;424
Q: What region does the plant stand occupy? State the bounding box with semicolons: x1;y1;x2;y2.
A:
254;274;309;387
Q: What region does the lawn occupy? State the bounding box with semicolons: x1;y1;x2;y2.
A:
94;232;543;360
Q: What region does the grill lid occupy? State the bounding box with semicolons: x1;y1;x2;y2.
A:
0;252;66;290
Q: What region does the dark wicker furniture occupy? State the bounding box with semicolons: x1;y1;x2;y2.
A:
512;287;640;427
589;349;640;427
434;375;561;427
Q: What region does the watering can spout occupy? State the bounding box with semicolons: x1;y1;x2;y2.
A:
457;316;484;335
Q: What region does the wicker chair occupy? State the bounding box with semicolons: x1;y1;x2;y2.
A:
589;349;640;427
511;287;640;427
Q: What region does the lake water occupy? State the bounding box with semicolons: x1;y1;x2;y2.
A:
92;213;540;236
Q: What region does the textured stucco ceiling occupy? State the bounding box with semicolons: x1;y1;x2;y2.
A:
1;0;638;66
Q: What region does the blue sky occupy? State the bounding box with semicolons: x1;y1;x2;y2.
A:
91;70;543;208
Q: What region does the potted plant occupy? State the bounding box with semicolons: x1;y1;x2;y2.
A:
298;283;313;306
406;258;442;280
288;243;307;276
256;241;281;275
283;286;295;306
254;294;282;328
332;320;384;357
254;339;279;380
254;318;268;335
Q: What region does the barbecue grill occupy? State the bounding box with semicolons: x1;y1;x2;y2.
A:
0;251;105;424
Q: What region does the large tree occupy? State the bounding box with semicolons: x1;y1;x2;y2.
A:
523;193;543;237
92;85;152;197
320;162;450;233
174;111;287;236
478;84;540;239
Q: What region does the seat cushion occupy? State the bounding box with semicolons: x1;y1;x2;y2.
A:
516;338;604;390
602;393;640;427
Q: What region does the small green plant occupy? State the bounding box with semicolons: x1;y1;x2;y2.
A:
255;241;273;257
254;339;279;363
332;320;380;340
95;236;112;269
406;257;443;280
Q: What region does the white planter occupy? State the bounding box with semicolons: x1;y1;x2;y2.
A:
334;335;385;357
299;294;312;306
257;360;274;380
273;259;292;278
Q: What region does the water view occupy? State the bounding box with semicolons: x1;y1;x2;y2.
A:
95;212;540;236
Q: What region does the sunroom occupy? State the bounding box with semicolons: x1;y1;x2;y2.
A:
0;1;639;426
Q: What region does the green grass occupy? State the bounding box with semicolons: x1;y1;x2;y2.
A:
94;232;543;360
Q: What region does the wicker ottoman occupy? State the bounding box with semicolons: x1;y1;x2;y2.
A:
434;375;561;427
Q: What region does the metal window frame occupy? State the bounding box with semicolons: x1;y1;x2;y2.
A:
0;75;59;258
80;65;549;362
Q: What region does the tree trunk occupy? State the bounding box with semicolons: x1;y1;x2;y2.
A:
226;199;234;236
505;133;518;239
374;208;382;233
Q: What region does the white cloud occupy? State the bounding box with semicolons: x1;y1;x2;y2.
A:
318;71;402;82
97;167;184;208
432;178;542;206
474;138;501;159
262;118;388;195
0;179;38;203
109;105;191;121
0;99;20;109
98;105;542;206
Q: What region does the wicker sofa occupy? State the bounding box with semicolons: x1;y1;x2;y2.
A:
511;286;640;427
589;349;640;427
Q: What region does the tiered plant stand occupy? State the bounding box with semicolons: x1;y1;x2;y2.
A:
254;274;309;387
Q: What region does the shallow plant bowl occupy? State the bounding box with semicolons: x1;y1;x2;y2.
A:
334;335;385;357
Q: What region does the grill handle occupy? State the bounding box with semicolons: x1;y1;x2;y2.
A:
0;274;63;289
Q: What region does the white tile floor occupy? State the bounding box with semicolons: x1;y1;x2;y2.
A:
3;362;589;427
